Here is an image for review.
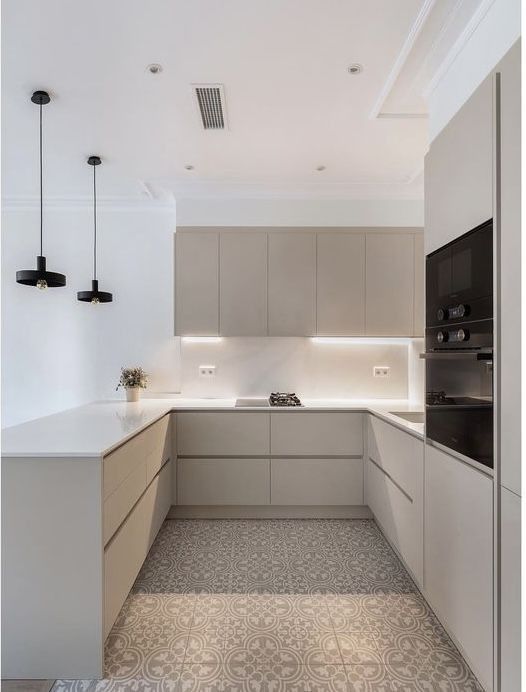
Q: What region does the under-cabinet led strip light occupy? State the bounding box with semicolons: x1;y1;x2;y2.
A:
182;336;223;343
311;337;413;345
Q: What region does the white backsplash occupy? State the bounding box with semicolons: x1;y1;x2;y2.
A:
179;338;414;400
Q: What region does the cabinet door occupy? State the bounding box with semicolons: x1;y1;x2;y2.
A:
220;232;267;336
365;233;414;336
270;412;363;457
271;458;363;505
424;76;493;254
500;486;521;692
366;416;423;585
498;41;521;496
175;231;219;335
316;232;365;335
424;444;493;691
268;232;316;336
177;412;270;457
177;458;270;505
413;234;424;336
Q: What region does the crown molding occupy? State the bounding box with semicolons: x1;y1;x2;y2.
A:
2;196;177;212
423;0;497;98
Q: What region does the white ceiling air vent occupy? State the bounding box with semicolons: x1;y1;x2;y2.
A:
192;84;227;130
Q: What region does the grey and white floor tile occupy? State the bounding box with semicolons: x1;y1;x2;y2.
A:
52;519;484;692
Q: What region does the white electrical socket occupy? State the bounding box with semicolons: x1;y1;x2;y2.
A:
373;366;390;378
199;365;216;378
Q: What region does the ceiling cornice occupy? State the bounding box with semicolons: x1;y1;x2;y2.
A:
2;196;177;212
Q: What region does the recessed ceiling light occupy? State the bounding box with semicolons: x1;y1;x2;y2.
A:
316;165;326;172
147;63;163;75
347;63;363;75
184;165;195;171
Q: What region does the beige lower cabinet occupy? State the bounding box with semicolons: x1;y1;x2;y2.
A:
365;416;423;585
424;443;493;691
177;411;270;457
500;485;521;692
271;458;363;505
270;412;363;457
177;458;270;505
104;461;171;638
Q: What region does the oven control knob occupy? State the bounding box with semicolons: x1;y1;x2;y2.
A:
437;308;446;321
437;331;447;343
457;304;466;318
455;328;469;342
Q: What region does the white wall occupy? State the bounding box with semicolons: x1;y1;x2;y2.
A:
1;205;178;427
427;0;521;140
179;338;410;400
176;198;424;227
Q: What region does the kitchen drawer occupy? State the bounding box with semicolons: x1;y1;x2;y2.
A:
177;458;270;505
103;415;171;499
176;412;270;456
103;459;147;544
104;461;171;639
366;457;423;584
271;458;363;505
367;416;422;500
270;412;363;457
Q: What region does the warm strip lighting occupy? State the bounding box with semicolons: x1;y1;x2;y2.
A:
182;336;223;343
311;337;412;345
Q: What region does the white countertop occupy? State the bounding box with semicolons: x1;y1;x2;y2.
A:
1;397;424;458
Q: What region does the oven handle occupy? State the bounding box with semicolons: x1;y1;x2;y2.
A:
419;351;493;361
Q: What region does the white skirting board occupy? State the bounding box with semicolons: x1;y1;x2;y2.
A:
167;505;372;519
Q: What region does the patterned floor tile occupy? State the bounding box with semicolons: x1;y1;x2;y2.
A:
51;519;483;692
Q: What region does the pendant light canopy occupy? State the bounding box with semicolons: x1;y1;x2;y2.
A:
16;90;66;289
77;156;113;304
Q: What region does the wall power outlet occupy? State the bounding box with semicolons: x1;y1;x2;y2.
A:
373;366;390;378
199;365;216;377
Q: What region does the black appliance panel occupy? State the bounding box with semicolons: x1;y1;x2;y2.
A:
426;219;493;327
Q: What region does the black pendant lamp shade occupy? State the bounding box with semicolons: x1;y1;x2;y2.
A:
16;91;66;288
77;156;113;304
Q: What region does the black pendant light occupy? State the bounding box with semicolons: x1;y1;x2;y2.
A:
16;91;66;288
77;156;113;304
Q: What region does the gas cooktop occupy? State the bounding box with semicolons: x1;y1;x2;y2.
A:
269;392;303;407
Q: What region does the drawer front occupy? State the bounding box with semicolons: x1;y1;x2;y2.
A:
144;415;171;484
270;412;363;456
177;412;270;456
104;461;171;639
177;458;270;505
103;459;147;544
367;416;422;500
103;415;171;499
271;458;364;505
366;457;423;585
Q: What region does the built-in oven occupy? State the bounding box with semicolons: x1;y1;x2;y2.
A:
424;220;493;470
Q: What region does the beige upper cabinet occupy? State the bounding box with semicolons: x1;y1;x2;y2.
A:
175;227;423;337
268;232;316;336
365;233;414;336
424;75;493;254
220;232;267;336
175;231;219;336
316;232;365;336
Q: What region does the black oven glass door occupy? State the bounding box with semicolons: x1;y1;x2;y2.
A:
426;220;492;326
426;350;493;468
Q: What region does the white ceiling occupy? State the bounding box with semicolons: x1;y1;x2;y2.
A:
2;0;482;203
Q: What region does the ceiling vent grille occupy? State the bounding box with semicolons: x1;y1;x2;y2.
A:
193;84;227;130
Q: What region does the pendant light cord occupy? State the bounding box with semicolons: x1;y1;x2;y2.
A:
39;102;43;256
93;162;97;280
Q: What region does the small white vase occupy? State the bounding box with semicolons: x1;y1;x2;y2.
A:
126;387;140;402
